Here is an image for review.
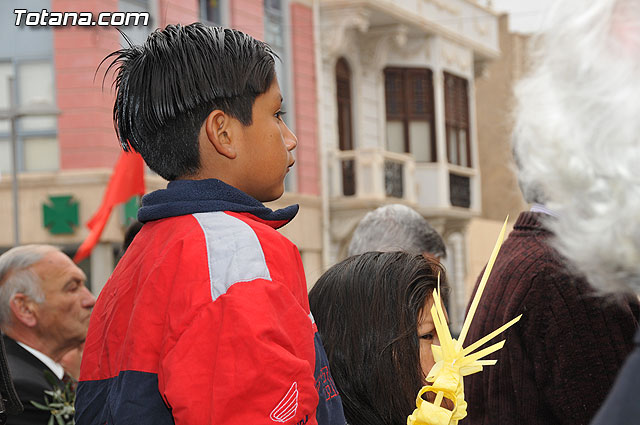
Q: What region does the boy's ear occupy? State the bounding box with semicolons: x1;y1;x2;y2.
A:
204;110;237;159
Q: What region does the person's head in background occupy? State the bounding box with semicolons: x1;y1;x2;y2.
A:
347;204;447;261
513;0;640;294
309;251;448;425
0;245;96;362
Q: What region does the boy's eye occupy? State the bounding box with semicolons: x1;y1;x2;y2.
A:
275;110;286;120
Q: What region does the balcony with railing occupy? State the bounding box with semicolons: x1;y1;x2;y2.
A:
331;148;479;217
330;148;417;203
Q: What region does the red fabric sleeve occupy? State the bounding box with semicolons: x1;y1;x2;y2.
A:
158;277;319;425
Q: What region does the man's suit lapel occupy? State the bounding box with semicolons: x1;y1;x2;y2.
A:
2;337;63;388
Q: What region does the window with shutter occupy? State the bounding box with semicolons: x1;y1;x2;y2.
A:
384;68;436;162
336;58;353;151
444;72;471;167
336;58;355;196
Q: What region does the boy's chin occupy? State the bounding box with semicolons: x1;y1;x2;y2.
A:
256;186;285;203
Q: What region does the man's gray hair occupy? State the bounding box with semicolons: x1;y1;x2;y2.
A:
0;245;56;326
513;0;640;293
347;204;447;258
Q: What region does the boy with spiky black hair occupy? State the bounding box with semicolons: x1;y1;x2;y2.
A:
75;24;345;425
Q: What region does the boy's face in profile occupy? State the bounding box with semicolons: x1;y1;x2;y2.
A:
234;79;298;202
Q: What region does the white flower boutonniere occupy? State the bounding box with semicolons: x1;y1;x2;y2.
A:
31;370;76;425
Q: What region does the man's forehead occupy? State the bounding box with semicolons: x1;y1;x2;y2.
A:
33;251;84;283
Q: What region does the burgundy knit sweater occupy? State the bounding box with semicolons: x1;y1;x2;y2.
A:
462;212;639;425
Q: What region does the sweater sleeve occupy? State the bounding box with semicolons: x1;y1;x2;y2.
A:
524;268;638;425
157;276;319;425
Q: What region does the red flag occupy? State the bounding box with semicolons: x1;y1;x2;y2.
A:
74;152;145;263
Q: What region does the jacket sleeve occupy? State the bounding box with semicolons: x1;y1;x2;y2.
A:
157;277;320;425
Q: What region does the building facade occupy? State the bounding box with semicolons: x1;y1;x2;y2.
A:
317;0;500;330
0;0;322;293
466;13;530;295
1;0;508;330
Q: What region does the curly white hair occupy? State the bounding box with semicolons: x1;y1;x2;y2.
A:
513;0;640;293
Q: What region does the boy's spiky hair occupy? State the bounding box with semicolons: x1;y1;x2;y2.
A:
101;23;277;180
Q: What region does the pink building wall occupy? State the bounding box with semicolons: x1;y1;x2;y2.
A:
230;0;264;41
157;0;199;27
53;0;121;169
53;0;319;197
290;3;319;195
54;0;200;170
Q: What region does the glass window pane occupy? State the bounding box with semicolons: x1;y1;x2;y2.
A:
265;0;281;11
0;118;8;136
458;129;468;167
264;0;283;50
384;160;404;198
0;139;11;174
265;15;283;49
339;103;353;150
24;137;59;171
409;121;432;162
336;59;353;151
120;0;152;45
448;129;458;165
342;159;356;196
18;61;56;131
0;63;13;133
386;121;405;153
205;0;222;25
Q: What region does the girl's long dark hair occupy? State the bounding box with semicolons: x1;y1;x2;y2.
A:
309;251;447;425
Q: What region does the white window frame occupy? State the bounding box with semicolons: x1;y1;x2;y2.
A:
0;58;58;174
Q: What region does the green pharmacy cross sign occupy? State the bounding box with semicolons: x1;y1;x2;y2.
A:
42;195;79;235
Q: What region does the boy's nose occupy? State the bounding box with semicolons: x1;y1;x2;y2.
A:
283;122;298;151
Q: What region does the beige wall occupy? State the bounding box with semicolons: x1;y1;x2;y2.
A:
1;171;323;293
466;14;531;302
465;217;516;296
265;193;325;289
0;170;166;293
475;14;529;223
0;170;159;248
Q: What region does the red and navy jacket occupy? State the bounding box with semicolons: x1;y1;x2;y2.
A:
76;179;345;425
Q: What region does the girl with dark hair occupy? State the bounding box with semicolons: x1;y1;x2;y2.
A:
309;251;449;425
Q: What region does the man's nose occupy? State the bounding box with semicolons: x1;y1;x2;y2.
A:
82;286;97;308
283;122;298;151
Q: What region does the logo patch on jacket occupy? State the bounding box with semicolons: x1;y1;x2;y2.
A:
270;382;299;422
315;366;339;401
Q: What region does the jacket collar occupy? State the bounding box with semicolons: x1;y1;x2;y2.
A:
138;178;298;229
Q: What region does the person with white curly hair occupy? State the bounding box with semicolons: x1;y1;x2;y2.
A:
511;0;640;423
